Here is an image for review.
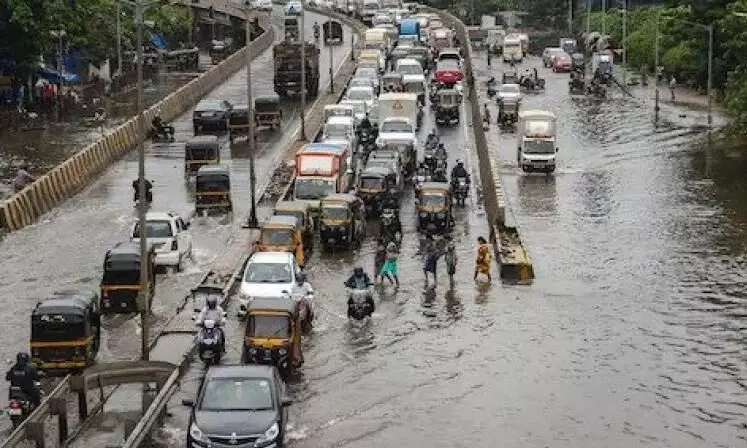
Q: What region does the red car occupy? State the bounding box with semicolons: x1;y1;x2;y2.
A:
552;53;572;73
433;59;463;84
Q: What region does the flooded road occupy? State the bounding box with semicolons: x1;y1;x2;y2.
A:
156;54;742;448
0;7;351;435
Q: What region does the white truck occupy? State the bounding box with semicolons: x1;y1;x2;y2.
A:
517;110;558;174
376;92;419;175
503;34;523;63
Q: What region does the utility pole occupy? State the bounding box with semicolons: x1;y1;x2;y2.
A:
347;0;354;61
117;1;123;75
706;23;713;128
134;0;149;362
602;0;606;35
586;0;591;34
328;23;334;94
568;0;573;34
246;7;258;228
50;30;66;117
300;9;307;141
622;0;627;86
654;10;660;122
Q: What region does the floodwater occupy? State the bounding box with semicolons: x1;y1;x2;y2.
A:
0;7;351;436
156;54;742;448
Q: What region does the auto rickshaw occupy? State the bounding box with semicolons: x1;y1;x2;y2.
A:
571;53;585;73
323;20;343;45
185;135;221;175
357;165;398;214
381;72;403;92
403;79;426;106
195;164;233;214
502;70;519;85
30;290;101;375
258;215;306;267
497;98;520;127
228;105;249;143
319;193;366;251
242;297;302;378
209;40;229;64
569;71;586;95
254;94;282;130
274;200;314;244
415;182;455;234
100;241;156;314
435;88;460;125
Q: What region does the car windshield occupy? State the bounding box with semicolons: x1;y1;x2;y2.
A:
244;262;292;283
196;101;222;112
325;123;350;137
356;68;377;79
295;178;335;200
350;79;372;88
200;378;274;411
321;205;350;220
398;63;422;76
523;139;556;154
420;193;446;206
499;85;520;95
361;176;384;190
132;220;173;238
249;315;291;338
381;121;412;133
342;102;365;116
436;59;459;70
545;48;562;56
347;89;373;101
261;229;293;245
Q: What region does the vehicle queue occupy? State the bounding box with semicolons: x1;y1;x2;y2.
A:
5;3;476;443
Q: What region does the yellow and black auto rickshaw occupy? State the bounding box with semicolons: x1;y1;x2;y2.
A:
319;193;366;251
357;165;398;214
228;104;249;143
259;215;305;267
274;200;314;247
100;241;156;314
415;182;455;235
30;291;101;375
255;95;282;130
195;164;233;214
185;135;221;176
242;297;302;378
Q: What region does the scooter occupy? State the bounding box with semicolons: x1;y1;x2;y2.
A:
347;288;375;320
454;177;469;206
148;124;175;142
192;316;226;366
7;383;43;428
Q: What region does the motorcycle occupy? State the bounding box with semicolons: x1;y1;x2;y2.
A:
358;129;375;154
432;167;448;183
195;319;224;366
347;288;375;320
379;208;402;246
454;177;469;206
148;124;175;142
7;383;43;428
423;152;437;173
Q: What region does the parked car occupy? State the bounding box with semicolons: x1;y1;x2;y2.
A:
193;99;232;134
542;47;564;68
552;52;572;73
131;211;192;272
238;251;301;317
183;365;293;448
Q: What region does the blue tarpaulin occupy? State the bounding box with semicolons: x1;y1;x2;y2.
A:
148;30;167;50
37;66;81;83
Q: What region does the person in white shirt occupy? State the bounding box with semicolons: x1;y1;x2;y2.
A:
195;296;226;352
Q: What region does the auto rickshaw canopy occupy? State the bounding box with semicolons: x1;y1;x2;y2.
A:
255;94;281;112
274;201;312;226
437;88;460;106
196;164;231;190
322;192;361;206
360;165;396;188
260;215;301;245
104;241;154;271
185;135;220;161
31;290;98;329
229;105;250;126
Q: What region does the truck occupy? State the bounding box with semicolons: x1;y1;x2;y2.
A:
361;0;380;25
290;143;352;215
516;110;558;174
502;34;523;63
375;92;420;175
273;41;320;98
398;19;420;40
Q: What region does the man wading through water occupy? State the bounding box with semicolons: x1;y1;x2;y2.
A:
444;236;457;289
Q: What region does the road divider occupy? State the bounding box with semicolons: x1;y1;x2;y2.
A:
425;7;534;284
0;9;272;233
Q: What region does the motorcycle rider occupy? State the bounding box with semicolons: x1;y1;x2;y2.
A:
435;142;447;161
450;160;470;189
344;267;375;315
12;162;35;193
132;178;153;203
313;22;320;40
358;113;373;142
290;272;314;317
195;296;226;353
5;353;41;407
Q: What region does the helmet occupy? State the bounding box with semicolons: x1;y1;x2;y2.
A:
206;296;218;310
19;162;29;171
353;267;364;276
456;159;463;165
296;273;306;284
16;352;29;365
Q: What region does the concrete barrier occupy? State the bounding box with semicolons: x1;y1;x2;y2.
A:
0;10;272;233
425;7;534;283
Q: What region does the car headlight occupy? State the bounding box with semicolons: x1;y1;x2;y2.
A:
255;422;280;446
189;422;206;443
278;348;288;356
419;212;427;218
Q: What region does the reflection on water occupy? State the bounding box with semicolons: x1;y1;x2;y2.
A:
516;174;557;217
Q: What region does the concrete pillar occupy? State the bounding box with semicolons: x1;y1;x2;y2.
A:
124;418;138;439
49;397;69;442
26;420;46;448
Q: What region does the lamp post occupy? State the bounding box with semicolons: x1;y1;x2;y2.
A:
245;5;259;228
655;16;713;127
327;21;334;94
586;0;591;34
300;8;307;141
50;30;66;115
621;0;626;86
602;0;606;35
568;0;573;34
117;1;123;75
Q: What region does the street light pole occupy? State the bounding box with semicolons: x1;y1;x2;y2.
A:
246;8;259;228
707;23;713;127
300;10;307;141
117;1;123;75
134;0;149;362
586;0;590;35
602;0;606;35
328;25;334;94
622;0;627;86
568;0;573;35
654;10;660;121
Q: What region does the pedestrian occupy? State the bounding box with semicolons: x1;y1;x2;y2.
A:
669;75;677;102
444;238;457;290
380;242;399;288
474;236;492;283
12;162;35;193
374;238;387;283
422;235;440;288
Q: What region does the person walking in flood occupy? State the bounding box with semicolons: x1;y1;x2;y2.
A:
669;75;677;102
380;241;400;288
422;235;441;288
444;238;457;289
374;238;387;284
12;162;35;193
474;236;492;283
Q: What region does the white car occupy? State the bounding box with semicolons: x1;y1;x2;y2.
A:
238;252;301;317
497;83;522;103
284;1;303;15
131;211;192;272
253;0;273;11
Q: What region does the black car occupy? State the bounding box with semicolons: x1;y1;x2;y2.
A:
193;99;232;135
183;364;293;448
